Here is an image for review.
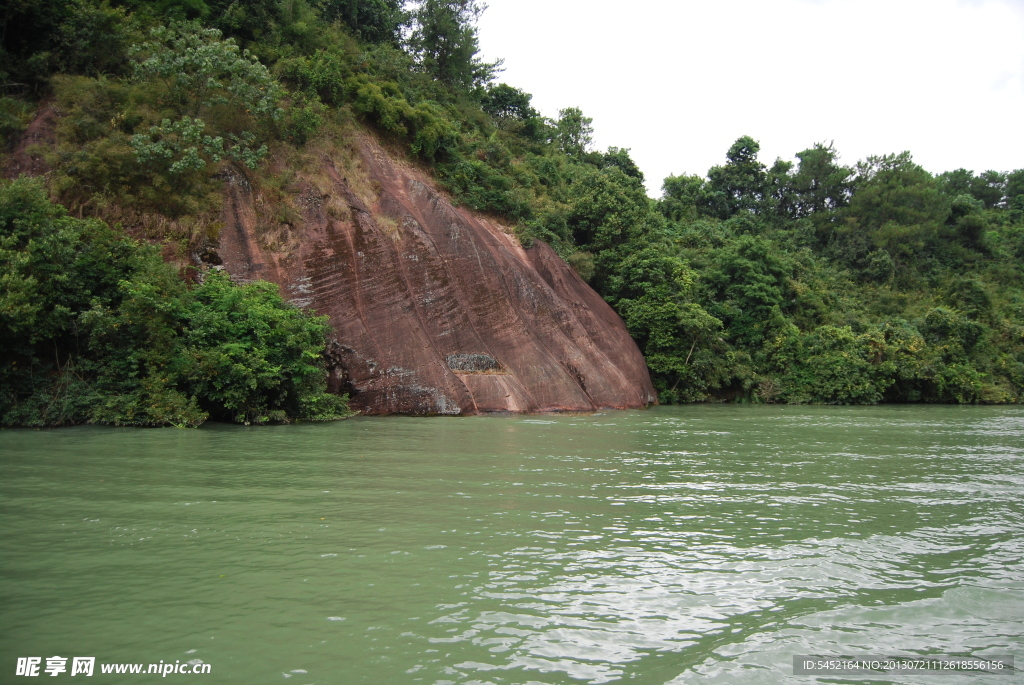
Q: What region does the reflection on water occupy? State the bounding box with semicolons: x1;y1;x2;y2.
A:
1;405;1021;683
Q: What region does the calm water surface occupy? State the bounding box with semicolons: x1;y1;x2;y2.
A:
1;405;1022;684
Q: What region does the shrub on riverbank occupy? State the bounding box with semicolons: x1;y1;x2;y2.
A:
0;178;348;427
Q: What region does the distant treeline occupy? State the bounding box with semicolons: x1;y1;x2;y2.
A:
2;0;1022;426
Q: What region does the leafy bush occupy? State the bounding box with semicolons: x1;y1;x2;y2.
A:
47;74;221;223
128;22;283;173
0;178;347;427
345;76;459;160
0;97;36;150
782;326;892;404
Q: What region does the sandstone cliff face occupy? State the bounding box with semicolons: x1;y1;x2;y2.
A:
217;135;656;414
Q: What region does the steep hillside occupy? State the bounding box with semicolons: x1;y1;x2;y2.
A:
214;132;655;414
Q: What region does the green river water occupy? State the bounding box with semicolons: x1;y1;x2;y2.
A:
1;405;1022;684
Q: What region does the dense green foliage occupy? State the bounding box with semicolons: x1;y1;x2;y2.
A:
2;0;1023;419
0;178;347;426
645;141;1024;404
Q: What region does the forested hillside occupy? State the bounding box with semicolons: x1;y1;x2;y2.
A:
3;0;1023;427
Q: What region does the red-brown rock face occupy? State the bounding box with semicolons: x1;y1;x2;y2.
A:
211;136;655;414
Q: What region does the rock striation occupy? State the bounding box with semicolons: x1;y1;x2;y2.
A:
217;135;655;414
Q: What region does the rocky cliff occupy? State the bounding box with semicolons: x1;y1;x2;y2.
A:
6;109;656;414
216;134;655;414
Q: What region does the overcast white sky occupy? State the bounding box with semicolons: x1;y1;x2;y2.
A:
476;0;1024;196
